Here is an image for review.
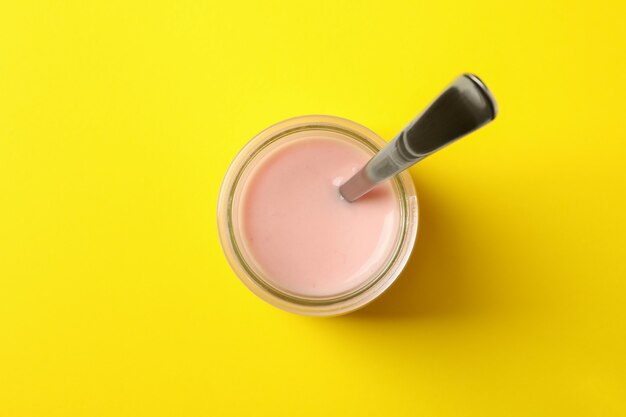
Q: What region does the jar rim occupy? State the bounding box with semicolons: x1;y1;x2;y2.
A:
217;115;419;316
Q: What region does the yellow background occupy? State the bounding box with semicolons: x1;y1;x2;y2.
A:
1;0;625;415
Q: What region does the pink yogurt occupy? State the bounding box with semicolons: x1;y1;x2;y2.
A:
240;136;401;297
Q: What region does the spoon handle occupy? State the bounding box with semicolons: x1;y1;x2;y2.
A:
340;74;497;202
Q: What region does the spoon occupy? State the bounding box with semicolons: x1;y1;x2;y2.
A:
339;74;498;202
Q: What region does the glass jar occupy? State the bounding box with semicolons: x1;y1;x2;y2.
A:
217;115;418;316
